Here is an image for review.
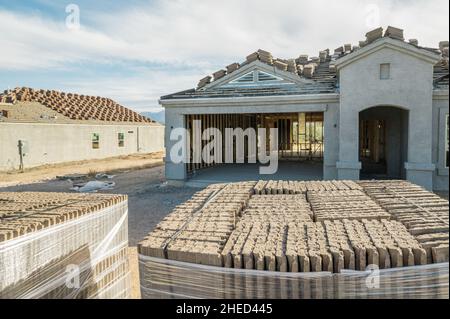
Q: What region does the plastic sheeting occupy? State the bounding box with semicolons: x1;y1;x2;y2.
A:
139;255;449;299
0;200;130;299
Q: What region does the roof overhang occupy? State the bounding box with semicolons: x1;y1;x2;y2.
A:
159;93;340;108
335;37;441;70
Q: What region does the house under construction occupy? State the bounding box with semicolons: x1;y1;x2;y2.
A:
160;27;449;191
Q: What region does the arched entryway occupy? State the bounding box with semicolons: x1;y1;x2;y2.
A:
359;106;409;179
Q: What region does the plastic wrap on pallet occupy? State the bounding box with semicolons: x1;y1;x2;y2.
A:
0;200;130;299
139;255;449;299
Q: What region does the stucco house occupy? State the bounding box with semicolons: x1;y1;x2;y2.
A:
0;87;164;171
160;26;449;191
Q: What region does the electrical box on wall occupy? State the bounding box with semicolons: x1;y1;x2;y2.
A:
18;140;29;156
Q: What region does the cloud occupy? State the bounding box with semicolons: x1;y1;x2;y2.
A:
61;70;201;112
1;0;448;69
0;0;448;111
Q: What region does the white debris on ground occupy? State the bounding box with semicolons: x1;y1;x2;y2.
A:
71;180;116;192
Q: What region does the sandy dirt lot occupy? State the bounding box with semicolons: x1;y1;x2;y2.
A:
0;164;199;299
0;152;164;187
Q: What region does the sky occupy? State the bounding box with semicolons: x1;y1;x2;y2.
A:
0;0;448;113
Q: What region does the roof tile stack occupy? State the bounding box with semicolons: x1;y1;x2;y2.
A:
0;87;154;123
177;27;449;98
0;192;130;298
366;27;384;43
257;49;274;64
139;180;449;272
213;70;227;81
226;63;240;74
197;76;212;89
384;26;404;41
273;60;288;71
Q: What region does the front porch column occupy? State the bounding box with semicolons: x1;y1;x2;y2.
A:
405;108;435;190
164;109;187;185
323;105;339;180
337;108;361;180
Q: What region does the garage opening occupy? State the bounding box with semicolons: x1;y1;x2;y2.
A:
184;112;324;181
359;106;409;179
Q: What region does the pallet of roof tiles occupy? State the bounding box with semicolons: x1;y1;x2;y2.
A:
359;180;449;263
0;192;131;299
139;255;448;299
138;182;255;267
138;180;449;299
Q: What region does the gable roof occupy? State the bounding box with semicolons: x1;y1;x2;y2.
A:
0;87;157;124
335;37;441;69
161;26;449;101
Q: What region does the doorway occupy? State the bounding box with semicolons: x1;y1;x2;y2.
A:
359;106;409;179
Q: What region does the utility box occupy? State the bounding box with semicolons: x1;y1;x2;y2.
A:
18;140;29;156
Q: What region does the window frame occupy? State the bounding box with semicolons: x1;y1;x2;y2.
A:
92;133;100;149
118;132;125;147
446;114;449;168
380;63;391;80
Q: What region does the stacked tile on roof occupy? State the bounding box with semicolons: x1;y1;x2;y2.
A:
162;26;448;100
0;87;155;123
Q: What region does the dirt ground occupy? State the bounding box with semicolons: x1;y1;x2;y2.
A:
0;152;165;187
0;163;198;299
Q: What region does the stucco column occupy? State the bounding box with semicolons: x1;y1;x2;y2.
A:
336;107;361;180
405;108;435;190
323;105;339;180
164;109;187;184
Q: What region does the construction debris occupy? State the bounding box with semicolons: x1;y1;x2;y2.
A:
0;192;130;298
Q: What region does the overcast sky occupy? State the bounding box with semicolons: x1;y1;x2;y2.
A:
0;0;448;112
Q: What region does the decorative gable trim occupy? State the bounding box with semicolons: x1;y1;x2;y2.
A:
200;60;314;90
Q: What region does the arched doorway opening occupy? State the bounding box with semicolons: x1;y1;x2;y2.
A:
359;106;409;179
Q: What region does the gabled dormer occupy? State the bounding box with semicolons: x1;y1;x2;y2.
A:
199;60;315;91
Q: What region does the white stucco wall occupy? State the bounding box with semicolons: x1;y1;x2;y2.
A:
0;122;164;171
336;39;440;190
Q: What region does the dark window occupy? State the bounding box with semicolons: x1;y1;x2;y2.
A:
118;133;125;147
446;115;449;168
380;63;390;80
92;133;100;149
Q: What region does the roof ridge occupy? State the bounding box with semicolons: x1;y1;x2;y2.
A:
196;26;449;90
0;87;156;124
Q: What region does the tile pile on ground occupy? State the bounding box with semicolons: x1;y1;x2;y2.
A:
139;180;449;273
0;192;130;298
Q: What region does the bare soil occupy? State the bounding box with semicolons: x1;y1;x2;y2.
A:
0;152;165;187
